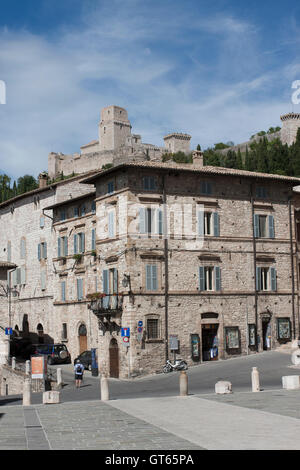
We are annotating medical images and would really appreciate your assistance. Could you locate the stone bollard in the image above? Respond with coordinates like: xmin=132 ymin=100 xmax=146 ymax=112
xmin=251 ymin=367 xmax=260 ymax=392
xmin=25 ymin=360 xmax=30 ymax=376
xmin=179 ymin=371 xmax=188 ymax=397
xmin=23 ymin=378 xmax=31 ymax=406
xmin=100 ymin=375 xmax=109 ymax=401
xmin=56 ymin=368 xmax=62 ymax=390
xmin=291 ymin=350 xmax=300 ymax=366
xmin=215 ymin=381 xmax=232 ymax=394
xmin=43 ymin=391 xmax=60 ymax=404
xmin=11 ymin=357 xmax=16 ymax=370
xmin=282 ymin=375 xmax=300 ymax=390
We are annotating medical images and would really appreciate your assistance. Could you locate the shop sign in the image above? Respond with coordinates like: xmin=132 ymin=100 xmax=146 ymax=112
xmin=31 ymin=356 xmax=47 ymax=379
xmin=169 ymin=334 xmax=179 ymax=351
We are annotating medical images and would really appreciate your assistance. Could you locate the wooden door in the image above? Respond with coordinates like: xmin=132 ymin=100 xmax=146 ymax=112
xmin=79 ymin=334 xmax=87 ymax=354
xmin=109 ymin=339 xmax=119 ymax=378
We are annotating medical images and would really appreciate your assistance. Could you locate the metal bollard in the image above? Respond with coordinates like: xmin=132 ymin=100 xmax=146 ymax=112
xmin=11 ymin=357 xmax=16 ymax=370
xmin=100 ymin=375 xmax=109 ymax=401
xmin=23 ymin=378 xmax=31 ymax=406
xmin=179 ymin=371 xmax=188 ymax=397
xmin=25 ymin=360 xmax=30 ymax=376
xmin=57 ymin=368 xmax=62 ymax=389
xmin=251 ymin=367 xmax=260 ymax=392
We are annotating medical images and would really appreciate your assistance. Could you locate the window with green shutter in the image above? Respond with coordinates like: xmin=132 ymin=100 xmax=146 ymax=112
xmin=145 ymin=264 xmax=158 ymax=291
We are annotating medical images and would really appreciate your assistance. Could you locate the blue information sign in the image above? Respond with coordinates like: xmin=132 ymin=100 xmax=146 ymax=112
xmin=121 ymin=327 xmax=130 ymax=337
xmin=5 ymin=328 xmax=12 ymax=336
xmin=138 ymin=321 xmax=143 ymax=327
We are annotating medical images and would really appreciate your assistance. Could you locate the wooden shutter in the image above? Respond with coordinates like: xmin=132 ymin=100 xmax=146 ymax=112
xmin=198 ymin=210 xmax=204 ymax=237
xmin=213 ymin=212 xmax=220 ymax=237
xmin=64 ymin=236 xmax=68 ymax=256
xmin=38 ymin=243 xmax=41 ymax=261
xmin=215 ymin=266 xmax=221 ymax=291
xmin=58 ymin=238 xmax=61 ymax=257
xmin=199 ymin=266 xmax=205 ymax=291
xmin=108 ymin=212 xmax=115 ymax=238
xmin=43 ymin=242 xmax=47 ymax=259
xmin=91 ymin=229 xmax=96 ymax=251
xmin=256 ymin=267 xmax=261 ymax=291
xmin=139 ymin=207 xmax=146 ymax=234
xmin=146 ymin=265 xmax=152 ymax=290
xmin=270 ymin=268 xmax=277 ymax=291
xmin=20 ymin=267 xmax=26 ymax=285
xmin=61 ymin=281 xmax=66 ymax=301
xmin=151 ymin=265 xmax=158 ymax=291
xmin=254 ymin=214 xmax=260 ymax=238
xmin=268 ymin=215 xmax=275 ymax=239
xmin=77 ymin=278 xmax=83 ymax=300
xmin=103 ymin=270 xmax=109 ymax=308
xmin=113 ymin=268 xmax=118 ymax=294
xmin=74 ymin=234 xmax=78 ymax=254
xmin=41 ymin=270 xmax=46 ymax=290
xmin=157 ymin=209 xmax=163 ymax=235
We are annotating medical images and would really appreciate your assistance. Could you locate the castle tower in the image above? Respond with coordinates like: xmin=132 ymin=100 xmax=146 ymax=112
xmin=98 ymin=105 xmax=132 ymax=151
xmin=280 ymin=113 xmax=300 ymax=146
xmin=163 ymin=133 xmax=191 ymax=154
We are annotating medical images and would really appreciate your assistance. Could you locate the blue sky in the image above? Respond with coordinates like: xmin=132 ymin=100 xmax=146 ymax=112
xmin=0 ymin=0 xmax=300 ymax=179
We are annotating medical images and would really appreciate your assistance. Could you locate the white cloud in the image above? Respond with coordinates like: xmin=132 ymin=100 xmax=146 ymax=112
xmin=0 ymin=4 xmax=297 ymax=178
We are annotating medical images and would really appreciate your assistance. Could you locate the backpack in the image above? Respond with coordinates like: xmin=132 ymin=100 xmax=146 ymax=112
xmin=75 ymin=363 xmax=83 ymax=374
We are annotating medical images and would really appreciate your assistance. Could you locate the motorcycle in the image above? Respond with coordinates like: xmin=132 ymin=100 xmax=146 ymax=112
xmin=163 ymin=358 xmax=188 ymax=373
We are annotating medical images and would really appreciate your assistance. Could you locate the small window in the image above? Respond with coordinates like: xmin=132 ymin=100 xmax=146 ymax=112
xmin=38 ymin=242 xmax=47 ymax=260
xmin=256 ymin=186 xmax=268 ymax=199
xmin=145 ymin=264 xmax=158 ymax=291
xmin=62 ymin=323 xmax=68 ymax=340
xmin=77 ymin=278 xmax=84 ymax=300
xmin=61 ymin=281 xmax=66 ymax=301
xmin=143 ymin=176 xmax=156 ymax=191
xmin=108 ymin=182 xmax=114 ymax=194
xmin=74 ymin=233 xmax=85 ymax=254
xmin=199 ymin=266 xmax=221 ymax=292
xmin=256 ymin=267 xmax=276 ymax=291
xmin=147 ymin=318 xmax=160 ymax=340
xmin=40 ymin=216 xmax=45 ymax=228
xmin=91 ymin=201 xmax=96 ymax=213
xmin=60 ymin=209 xmax=66 ymax=221
xmin=80 ymin=206 xmax=86 ymax=217
xmin=200 ymin=181 xmax=212 ymax=195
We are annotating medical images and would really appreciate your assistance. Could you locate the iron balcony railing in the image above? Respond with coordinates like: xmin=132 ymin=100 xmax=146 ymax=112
xmin=88 ymin=294 xmax=123 ymax=315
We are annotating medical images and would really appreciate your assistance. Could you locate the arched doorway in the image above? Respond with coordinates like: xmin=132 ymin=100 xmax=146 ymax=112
xmin=78 ymin=324 xmax=87 ymax=354
xmin=109 ymin=338 xmax=119 ymax=378
xmin=37 ymin=324 xmax=44 ymax=344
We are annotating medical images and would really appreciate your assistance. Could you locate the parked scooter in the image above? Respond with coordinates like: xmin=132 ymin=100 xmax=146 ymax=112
xmin=163 ymin=358 xmax=188 ymax=373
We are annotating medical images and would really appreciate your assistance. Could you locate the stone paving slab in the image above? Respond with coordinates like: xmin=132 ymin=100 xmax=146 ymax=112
xmin=107 ymin=394 xmax=300 ymax=450
xmin=0 ymin=400 xmax=203 ymax=450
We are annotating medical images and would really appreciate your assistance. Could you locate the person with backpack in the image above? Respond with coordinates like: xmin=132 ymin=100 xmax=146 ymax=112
xmin=74 ymin=359 xmax=84 ymax=388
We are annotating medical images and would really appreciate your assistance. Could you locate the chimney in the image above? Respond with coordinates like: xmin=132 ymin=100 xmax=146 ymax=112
xmin=38 ymin=172 xmax=48 ymax=189
xmin=192 ymin=150 xmax=204 ymax=168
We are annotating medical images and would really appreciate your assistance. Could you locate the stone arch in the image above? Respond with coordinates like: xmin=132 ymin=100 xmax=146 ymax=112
xmin=78 ymin=323 xmax=87 ymax=354
xmin=37 ymin=323 xmax=44 ymax=344
xmin=109 ymin=337 xmax=119 ymax=378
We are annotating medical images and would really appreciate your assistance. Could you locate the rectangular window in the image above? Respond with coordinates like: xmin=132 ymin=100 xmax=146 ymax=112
xmin=147 ymin=319 xmax=159 ymax=339
xmin=139 ymin=207 xmax=162 ymax=235
xmin=200 ymin=181 xmax=212 ymax=195
xmin=74 ymin=233 xmax=85 ymax=254
xmin=256 ymin=186 xmax=268 ymax=199
xmin=91 ymin=201 xmax=96 ymax=213
xmin=198 ymin=211 xmax=219 ymax=237
xmin=62 ymin=323 xmax=68 ymax=340
xmin=60 ymin=210 xmax=66 ymax=221
xmin=145 ymin=264 xmax=158 ymax=291
xmin=40 ymin=216 xmax=45 ymax=228
xmin=256 ymin=267 xmax=276 ymax=291
xmin=61 ymin=281 xmax=66 ymax=301
xmin=143 ymin=176 xmax=156 ymax=191
xmin=77 ymin=278 xmax=84 ymax=300
xmin=74 ymin=207 xmax=79 ymax=218
xmin=58 ymin=236 xmax=68 ymax=257
xmin=199 ymin=266 xmax=221 ymax=292
xmin=254 ymin=214 xmax=275 ymax=239
xmin=108 ymin=182 xmax=114 ymax=194
xmin=80 ymin=205 xmax=86 ymax=217
xmin=38 ymin=242 xmax=47 ymax=260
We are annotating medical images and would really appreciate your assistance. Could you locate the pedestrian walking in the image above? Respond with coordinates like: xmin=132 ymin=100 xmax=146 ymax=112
xmin=74 ymin=359 xmax=84 ymax=388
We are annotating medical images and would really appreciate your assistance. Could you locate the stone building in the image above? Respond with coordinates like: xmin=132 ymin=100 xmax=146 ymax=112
xmin=1 ymin=105 xmax=300 ymax=379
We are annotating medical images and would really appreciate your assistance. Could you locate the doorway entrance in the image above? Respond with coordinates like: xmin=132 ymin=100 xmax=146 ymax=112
xmin=262 ymin=318 xmax=271 ymax=350
xmin=78 ymin=324 xmax=87 ymax=354
xmin=109 ymin=338 xmax=119 ymax=378
xmin=202 ymin=324 xmax=219 ymax=361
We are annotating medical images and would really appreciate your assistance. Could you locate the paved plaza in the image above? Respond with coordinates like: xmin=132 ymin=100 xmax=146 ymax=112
xmin=1 ymin=388 xmax=300 ymax=450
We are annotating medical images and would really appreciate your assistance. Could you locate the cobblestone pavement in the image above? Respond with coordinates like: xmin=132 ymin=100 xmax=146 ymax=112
xmin=0 ymin=400 xmax=203 ymax=450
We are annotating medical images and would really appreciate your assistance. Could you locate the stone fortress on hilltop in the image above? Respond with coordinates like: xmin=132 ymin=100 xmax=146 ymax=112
xmin=48 ymin=105 xmax=192 ymax=179
xmin=219 ymin=112 xmax=300 ymax=156
xmin=48 ymin=106 xmax=300 ymax=180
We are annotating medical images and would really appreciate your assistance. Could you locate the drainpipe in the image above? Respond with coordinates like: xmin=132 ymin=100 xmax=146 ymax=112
xmin=162 ymin=173 xmax=169 ymax=361
xmin=251 ymin=186 xmax=259 ymax=352
xmin=288 ymin=197 xmax=296 ymax=339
